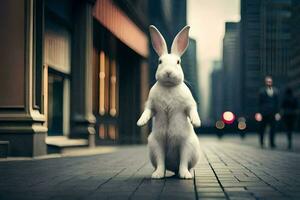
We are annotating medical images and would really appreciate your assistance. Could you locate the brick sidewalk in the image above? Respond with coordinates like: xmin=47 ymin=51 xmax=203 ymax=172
xmin=0 ymin=138 xmax=299 ymax=200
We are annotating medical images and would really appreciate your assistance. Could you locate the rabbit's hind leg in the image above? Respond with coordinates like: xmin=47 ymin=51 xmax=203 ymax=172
xmin=148 ymin=133 xmax=165 ymax=179
xmin=178 ymin=139 xmax=198 ymax=179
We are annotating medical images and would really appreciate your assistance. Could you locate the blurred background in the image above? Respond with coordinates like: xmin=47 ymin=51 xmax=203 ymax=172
xmin=0 ymin=0 xmax=299 ymax=157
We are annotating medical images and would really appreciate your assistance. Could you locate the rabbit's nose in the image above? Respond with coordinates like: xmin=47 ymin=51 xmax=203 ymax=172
xmin=166 ymin=72 xmax=171 ymax=77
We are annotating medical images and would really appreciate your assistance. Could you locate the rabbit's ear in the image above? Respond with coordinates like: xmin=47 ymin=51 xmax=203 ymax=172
xmin=149 ymin=25 xmax=168 ymax=56
xmin=171 ymin=26 xmax=190 ymax=56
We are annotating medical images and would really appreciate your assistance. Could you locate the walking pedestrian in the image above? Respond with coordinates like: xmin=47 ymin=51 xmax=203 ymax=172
xmin=255 ymin=76 xmax=280 ymax=148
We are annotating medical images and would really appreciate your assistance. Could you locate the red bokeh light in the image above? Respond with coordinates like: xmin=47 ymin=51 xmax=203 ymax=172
xmin=222 ymin=111 xmax=235 ymax=124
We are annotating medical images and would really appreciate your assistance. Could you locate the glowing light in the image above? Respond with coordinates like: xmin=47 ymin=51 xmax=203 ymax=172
xmin=216 ymin=120 xmax=225 ymax=129
xmin=222 ymin=111 xmax=235 ymax=124
xmin=238 ymin=122 xmax=247 ymax=130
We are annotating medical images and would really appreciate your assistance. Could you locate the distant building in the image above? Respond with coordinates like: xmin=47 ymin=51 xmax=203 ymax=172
xmin=171 ymin=0 xmax=187 ymax=38
xmin=222 ymin=22 xmax=241 ymax=117
xmin=240 ymin=0 xmax=263 ymax=118
xmin=182 ymin=38 xmax=201 ymax=107
xmin=210 ymin=60 xmax=223 ymax=122
xmin=289 ymin=0 xmax=300 ymax=99
xmin=261 ymin=0 xmax=291 ymax=89
xmin=240 ymin=0 xmax=291 ymax=119
xmin=289 ymin=0 xmax=300 ymax=130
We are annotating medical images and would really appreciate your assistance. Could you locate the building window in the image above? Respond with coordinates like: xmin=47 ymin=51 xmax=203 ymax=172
xmin=99 ymin=50 xmax=119 ymax=117
xmin=98 ymin=50 xmax=119 ymax=141
xmin=48 ymin=71 xmax=70 ymax=136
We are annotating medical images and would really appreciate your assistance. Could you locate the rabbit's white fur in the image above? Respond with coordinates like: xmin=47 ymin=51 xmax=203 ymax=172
xmin=137 ymin=25 xmax=201 ymax=179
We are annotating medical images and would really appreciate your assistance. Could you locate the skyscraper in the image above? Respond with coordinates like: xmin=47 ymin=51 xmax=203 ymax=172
xmin=261 ymin=0 xmax=291 ymax=88
xmin=222 ymin=22 xmax=241 ymax=116
xmin=240 ymin=0 xmax=291 ymax=120
xmin=289 ymin=0 xmax=300 ymax=130
xmin=182 ymin=38 xmax=201 ymax=106
xmin=289 ymin=0 xmax=300 ymax=99
xmin=210 ymin=60 xmax=223 ymax=122
xmin=240 ymin=0 xmax=262 ymax=118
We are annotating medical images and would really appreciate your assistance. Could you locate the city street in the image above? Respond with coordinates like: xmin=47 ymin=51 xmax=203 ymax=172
xmin=1 ymin=136 xmax=299 ymax=200
xmin=1 ymin=0 xmax=300 ymax=200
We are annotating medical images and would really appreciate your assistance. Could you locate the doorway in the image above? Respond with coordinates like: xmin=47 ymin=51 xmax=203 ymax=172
xmin=48 ymin=71 xmax=63 ymax=136
xmin=47 ymin=70 xmax=70 ymax=136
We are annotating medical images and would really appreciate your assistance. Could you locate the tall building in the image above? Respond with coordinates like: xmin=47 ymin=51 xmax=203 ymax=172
xmin=289 ymin=0 xmax=300 ymax=130
xmin=261 ymin=0 xmax=291 ymax=89
xmin=171 ymin=0 xmax=187 ymax=38
xmin=0 ymin=0 xmax=150 ymax=156
xmin=289 ymin=0 xmax=300 ymax=99
xmin=182 ymin=38 xmax=201 ymax=106
xmin=222 ymin=22 xmax=241 ymax=116
xmin=240 ymin=0 xmax=262 ymax=118
xmin=240 ymin=0 xmax=291 ymax=120
xmin=210 ymin=60 xmax=223 ymax=122
xmin=0 ymin=0 xmax=97 ymax=156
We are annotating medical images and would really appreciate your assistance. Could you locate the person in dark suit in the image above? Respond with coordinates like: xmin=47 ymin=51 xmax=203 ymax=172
xmin=256 ymin=76 xmax=280 ymax=148
xmin=281 ymin=88 xmax=298 ymax=149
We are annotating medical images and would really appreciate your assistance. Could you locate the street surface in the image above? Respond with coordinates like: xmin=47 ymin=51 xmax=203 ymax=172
xmin=0 ymin=135 xmax=299 ymax=200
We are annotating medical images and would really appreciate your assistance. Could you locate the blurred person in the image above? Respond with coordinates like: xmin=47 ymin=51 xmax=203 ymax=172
xmin=281 ymin=88 xmax=298 ymax=149
xmin=256 ymin=76 xmax=280 ymax=148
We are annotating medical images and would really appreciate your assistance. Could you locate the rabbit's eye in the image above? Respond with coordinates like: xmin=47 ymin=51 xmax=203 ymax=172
xmin=159 ymin=60 xmax=162 ymax=64
xmin=177 ymin=60 xmax=180 ymax=64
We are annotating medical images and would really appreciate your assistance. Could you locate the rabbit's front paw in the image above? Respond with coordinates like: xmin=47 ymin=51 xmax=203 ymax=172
xmin=190 ymin=113 xmax=201 ymax=127
xmin=151 ymin=169 xmax=165 ymax=179
xmin=179 ymin=169 xmax=193 ymax=179
xmin=137 ymin=109 xmax=152 ymax=126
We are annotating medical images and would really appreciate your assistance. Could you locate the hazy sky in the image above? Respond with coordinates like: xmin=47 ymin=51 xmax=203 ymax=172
xmin=187 ymin=0 xmax=240 ymax=121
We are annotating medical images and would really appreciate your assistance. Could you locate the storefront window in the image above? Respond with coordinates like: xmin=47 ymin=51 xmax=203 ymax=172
xmin=98 ymin=50 xmax=119 ymax=141
xmin=99 ymin=50 xmax=119 ymax=117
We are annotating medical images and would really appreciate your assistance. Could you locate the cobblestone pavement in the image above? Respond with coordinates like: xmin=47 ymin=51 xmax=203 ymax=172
xmin=0 ymin=137 xmax=299 ymax=200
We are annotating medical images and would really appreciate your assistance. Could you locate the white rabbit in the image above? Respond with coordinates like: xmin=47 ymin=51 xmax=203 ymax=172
xmin=137 ymin=25 xmax=201 ymax=179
